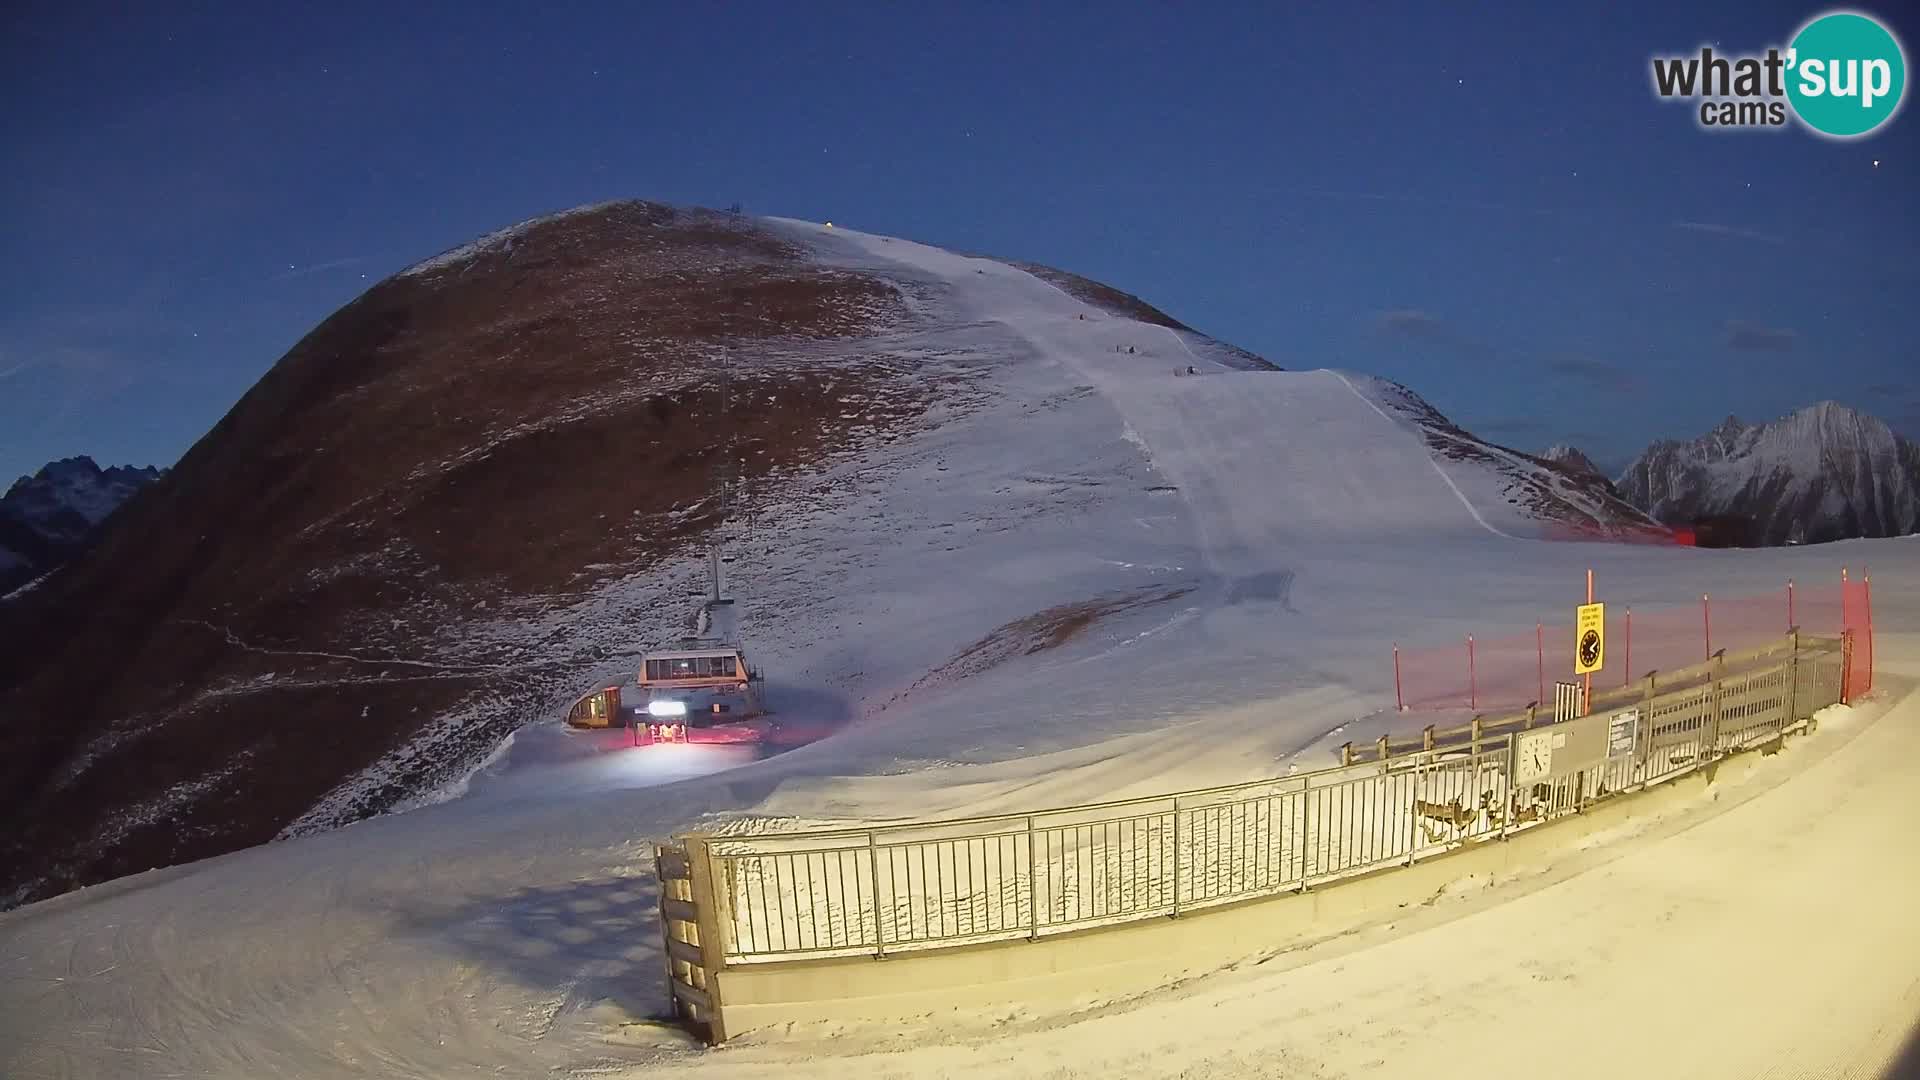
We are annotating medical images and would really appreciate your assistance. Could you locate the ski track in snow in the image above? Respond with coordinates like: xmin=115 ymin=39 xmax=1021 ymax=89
xmin=1324 ymin=369 xmax=1521 ymax=541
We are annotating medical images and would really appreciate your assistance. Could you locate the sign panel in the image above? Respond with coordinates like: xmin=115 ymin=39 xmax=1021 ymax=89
xmin=1512 ymin=711 xmax=1613 ymax=786
xmin=1607 ymin=708 xmax=1641 ymax=759
xmin=1574 ymin=602 xmax=1606 ymax=675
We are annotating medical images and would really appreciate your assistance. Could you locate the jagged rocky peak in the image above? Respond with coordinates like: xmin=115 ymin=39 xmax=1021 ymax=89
xmin=5 ymin=455 xmax=164 ymax=526
xmin=1 ymin=454 xmax=165 ymax=596
xmin=1539 ymin=443 xmax=1604 ymax=478
xmin=1615 ymin=401 xmax=1920 ymax=546
xmin=6 ymin=451 xmax=163 ymax=507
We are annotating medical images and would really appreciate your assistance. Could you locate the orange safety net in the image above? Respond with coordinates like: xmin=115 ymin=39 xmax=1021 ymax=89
xmin=1391 ymin=571 xmax=1875 ymax=713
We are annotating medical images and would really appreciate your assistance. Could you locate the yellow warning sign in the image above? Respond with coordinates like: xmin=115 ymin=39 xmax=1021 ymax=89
xmin=1574 ymin=602 xmax=1606 ymax=675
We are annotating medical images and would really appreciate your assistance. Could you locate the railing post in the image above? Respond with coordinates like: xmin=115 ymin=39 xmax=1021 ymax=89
xmin=1025 ymin=815 xmax=1040 ymax=941
xmin=1393 ymin=643 xmax=1404 ymax=712
xmin=1377 ymin=733 xmax=1390 ymax=763
xmin=1423 ymin=724 xmax=1436 ymax=752
xmin=1298 ymin=787 xmax=1312 ymax=892
xmin=1536 ymin=622 xmax=1545 ymax=707
xmin=1863 ymin=570 xmax=1875 ymax=696
xmin=1499 ymin=738 xmax=1514 ymax=840
xmin=1405 ymin=757 xmax=1420 ymax=865
xmin=1624 ymin=606 xmax=1633 ymax=688
xmin=1170 ymin=796 xmax=1183 ymax=916
xmin=1708 ymin=652 xmax=1725 ymax=754
xmin=1703 ymin=593 xmax=1712 ymax=661
xmin=1640 ymin=670 xmax=1657 ymax=767
xmin=1786 ymin=627 xmax=1800 ymax=728
xmin=1468 ymin=635 xmax=1477 ymax=711
xmin=1470 ymin=715 xmax=1483 ymax=757
xmin=1787 ymin=579 xmax=1795 ymax=633
xmin=865 ymin=830 xmax=885 ymax=958
xmin=1340 ymin=741 xmax=1353 ymax=767
xmin=1841 ymin=629 xmax=1855 ymax=705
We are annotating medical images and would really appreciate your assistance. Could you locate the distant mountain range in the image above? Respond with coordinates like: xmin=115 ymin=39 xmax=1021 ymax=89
xmin=0 ymin=457 xmax=163 ymax=596
xmin=1604 ymin=402 xmax=1920 ymax=546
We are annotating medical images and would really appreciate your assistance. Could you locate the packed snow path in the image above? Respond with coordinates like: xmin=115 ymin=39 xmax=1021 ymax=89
xmin=804 ymin=225 xmax=1518 ymax=582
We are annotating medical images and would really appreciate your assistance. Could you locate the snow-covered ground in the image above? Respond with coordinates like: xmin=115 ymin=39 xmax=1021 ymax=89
xmin=615 ymin=675 xmax=1920 ymax=1080
xmin=3 ymin=219 xmax=1917 ymax=1079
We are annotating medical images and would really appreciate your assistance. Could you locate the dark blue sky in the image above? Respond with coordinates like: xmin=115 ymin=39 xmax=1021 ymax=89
xmin=3 ymin=1 xmax=1915 ymax=483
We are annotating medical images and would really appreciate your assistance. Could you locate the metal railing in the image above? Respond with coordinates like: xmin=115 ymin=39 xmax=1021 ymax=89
xmin=667 ymin=631 xmax=1849 ymax=971
xmin=1345 ymin=630 xmax=1835 ymax=764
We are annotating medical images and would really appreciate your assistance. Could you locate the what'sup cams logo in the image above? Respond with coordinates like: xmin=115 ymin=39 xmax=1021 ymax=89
xmin=1651 ymin=9 xmax=1907 ymax=138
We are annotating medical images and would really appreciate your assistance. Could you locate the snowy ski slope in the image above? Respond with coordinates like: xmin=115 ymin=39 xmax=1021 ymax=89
xmin=3 ymin=218 xmax=1917 ymax=1079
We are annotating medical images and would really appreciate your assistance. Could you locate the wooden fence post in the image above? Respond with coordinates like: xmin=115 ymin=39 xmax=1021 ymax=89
xmin=686 ymin=838 xmax=730 ymax=1044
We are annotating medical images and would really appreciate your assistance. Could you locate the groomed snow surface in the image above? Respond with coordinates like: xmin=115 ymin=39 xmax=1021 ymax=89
xmin=5 ymin=220 xmax=1920 ymax=1079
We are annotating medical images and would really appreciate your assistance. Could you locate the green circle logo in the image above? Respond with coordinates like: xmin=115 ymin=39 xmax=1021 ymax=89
xmin=1787 ymin=11 xmax=1907 ymax=137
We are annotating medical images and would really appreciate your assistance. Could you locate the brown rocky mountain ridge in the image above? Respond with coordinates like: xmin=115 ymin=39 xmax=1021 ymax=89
xmin=1 ymin=200 xmax=1291 ymax=908
xmin=0 ymin=201 xmax=974 ymax=906
xmin=0 ymin=200 xmax=1643 ymax=909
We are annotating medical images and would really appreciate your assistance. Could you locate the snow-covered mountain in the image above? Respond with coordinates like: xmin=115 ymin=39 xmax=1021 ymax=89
xmin=0 ymin=456 xmax=162 ymax=595
xmin=0 ymin=201 xmax=1663 ymax=908
xmin=1540 ymin=443 xmax=1604 ymax=479
xmin=1615 ymin=403 xmax=1920 ymax=546
xmin=1360 ymin=389 xmax=1659 ymax=540
xmin=3 ymin=204 xmax=1913 ymax=1079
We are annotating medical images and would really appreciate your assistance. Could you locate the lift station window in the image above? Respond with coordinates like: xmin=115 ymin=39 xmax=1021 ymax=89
xmin=645 ymin=655 xmax=738 ymax=681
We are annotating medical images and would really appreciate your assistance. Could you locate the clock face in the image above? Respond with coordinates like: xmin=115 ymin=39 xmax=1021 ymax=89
xmin=1516 ymin=732 xmax=1553 ymax=784
xmin=1579 ymin=629 xmax=1601 ymax=668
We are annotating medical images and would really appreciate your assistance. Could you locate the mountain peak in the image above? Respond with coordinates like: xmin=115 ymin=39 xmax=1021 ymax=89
xmin=1539 ymin=443 xmax=1604 ymax=479
xmin=1615 ymin=402 xmax=1920 ymax=545
xmin=1 ymin=454 xmax=163 ymax=594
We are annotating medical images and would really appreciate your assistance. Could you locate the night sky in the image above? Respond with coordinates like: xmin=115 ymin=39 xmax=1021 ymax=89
xmin=3 ymin=1 xmax=1915 ymax=484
